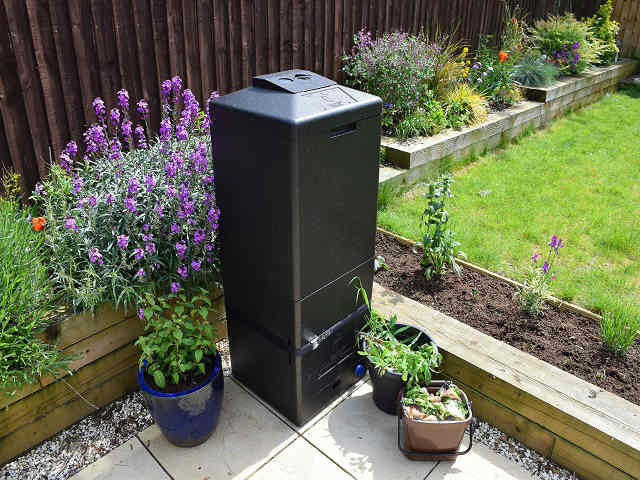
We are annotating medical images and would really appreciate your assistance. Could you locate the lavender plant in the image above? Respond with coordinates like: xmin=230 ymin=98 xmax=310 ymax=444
xmin=343 ymin=30 xmax=445 ymax=137
xmin=515 ymin=235 xmax=565 ymax=316
xmin=33 ymin=77 xmax=221 ymax=313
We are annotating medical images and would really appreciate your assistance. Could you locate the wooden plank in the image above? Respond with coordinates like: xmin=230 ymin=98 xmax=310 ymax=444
xmin=0 ymin=115 xmax=10 ymax=172
xmin=183 ymin=0 xmax=203 ymax=100
xmin=240 ymin=0 xmax=254 ymax=86
xmin=254 ymin=0 xmax=268 ymax=76
xmin=372 ymin=283 xmax=640 ymax=478
xmin=40 ymin=315 xmax=144 ymax=386
xmin=333 ymin=0 xmax=343 ymax=80
xmin=552 ymin=437 xmax=635 ymax=480
xmin=45 ymin=303 xmax=134 ymax=350
xmin=213 ymin=0 xmax=229 ymax=94
xmin=90 ymin=0 xmax=121 ymax=109
xmin=150 ymin=0 xmax=170 ymax=89
xmin=167 ymin=0 xmax=186 ymax=81
xmin=323 ymin=0 xmax=334 ymax=77
xmin=228 ymin=0 xmax=241 ymax=90
xmin=26 ymin=0 xmax=70 ymax=158
xmin=3 ymin=0 xmax=50 ymax=179
xmin=198 ymin=0 xmax=217 ymax=95
xmin=0 ymin=2 xmax=40 ymax=194
xmin=279 ymin=0 xmax=292 ymax=70
xmin=0 ymin=382 xmax=42 ymax=410
xmin=266 ymin=0 xmax=279 ymax=73
xmin=132 ymin=0 xmax=161 ymax=130
xmin=68 ymin=0 xmax=102 ymax=122
xmin=48 ymin=0 xmax=84 ymax=144
xmin=0 ymin=343 xmax=140 ymax=465
xmin=112 ymin=0 xmax=143 ymax=106
xmin=313 ymin=0 xmax=324 ymax=74
xmin=292 ymin=0 xmax=304 ymax=69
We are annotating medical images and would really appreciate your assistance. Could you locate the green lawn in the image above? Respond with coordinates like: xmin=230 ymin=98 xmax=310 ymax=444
xmin=378 ymin=85 xmax=640 ymax=319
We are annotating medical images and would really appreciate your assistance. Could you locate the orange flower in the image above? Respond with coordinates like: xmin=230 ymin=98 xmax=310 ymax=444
xmin=32 ymin=216 xmax=46 ymax=232
xmin=499 ymin=50 xmax=508 ymax=63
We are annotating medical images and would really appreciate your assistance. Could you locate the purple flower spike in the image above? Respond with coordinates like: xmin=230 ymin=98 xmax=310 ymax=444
xmin=124 ymin=196 xmax=137 ymax=213
xmin=138 ymin=308 xmax=145 ymax=320
xmin=135 ymin=125 xmax=147 ymax=149
xmin=109 ymin=108 xmax=121 ymax=127
xmin=531 ymin=251 xmax=540 ymax=264
xmin=193 ymin=229 xmax=206 ymax=244
xmin=161 ymin=80 xmax=172 ymax=102
xmin=171 ymin=76 xmax=182 ymax=96
xmin=134 ymin=248 xmax=145 ymax=260
xmin=135 ymin=268 xmax=145 ymax=278
xmin=175 ymin=241 xmax=187 ymax=258
xmin=117 ymin=234 xmax=129 ymax=249
xmin=177 ymin=264 xmax=188 ymax=278
xmin=191 ymin=259 xmax=201 ymax=271
xmin=64 ymin=217 xmax=78 ymax=232
xmin=106 ymin=193 xmax=115 ymax=205
xmin=170 ymin=223 xmax=180 ymax=234
xmin=542 ymin=261 xmax=550 ymax=274
xmin=144 ymin=175 xmax=156 ymax=192
xmin=117 ymin=89 xmax=129 ymax=112
xmin=92 ymin=97 xmax=106 ymax=122
xmin=88 ymin=247 xmax=103 ymax=265
xmin=548 ymin=235 xmax=558 ymax=249
xmin=137 ymin=99 xmax=149 ymax=119
xmin=160 ymin=118 xmax=172 ymax=142
xmin=171 ymin=281 xmax=181 ymax=293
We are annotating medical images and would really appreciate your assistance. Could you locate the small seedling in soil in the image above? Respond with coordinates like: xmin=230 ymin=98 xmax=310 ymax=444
xmin=374 ymin=255 xmax=389 ymax=272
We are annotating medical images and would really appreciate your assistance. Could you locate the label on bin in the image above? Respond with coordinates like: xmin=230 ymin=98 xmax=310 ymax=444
xmin=302 ymin=87 xmax=356 ymax=111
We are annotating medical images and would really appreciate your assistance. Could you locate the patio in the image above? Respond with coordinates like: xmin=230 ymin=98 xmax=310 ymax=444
xmin=70 ymin=376 xmax=531 ymax=480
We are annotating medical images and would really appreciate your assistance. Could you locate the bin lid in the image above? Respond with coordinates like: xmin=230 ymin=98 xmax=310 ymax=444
xmin=253 ymin=70 xmax=336 ymax=93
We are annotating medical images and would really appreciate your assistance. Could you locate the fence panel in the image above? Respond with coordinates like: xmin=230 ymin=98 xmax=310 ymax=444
xmin=1 ymin=0 xmax=611 ymax=194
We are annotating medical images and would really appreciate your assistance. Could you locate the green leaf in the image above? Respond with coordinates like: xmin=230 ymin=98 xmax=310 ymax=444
xmin=152 ymin=370 xmax=166 ymax=389
xmin=194 ymin=349 xmax=203 ymax=362
xmin=199 ymin=307 xmax=209 ymax=319
xmin=174 ymin=329 xmax=183 ymax=341
xmin=174 ymin=306 xmax=184 ymax=316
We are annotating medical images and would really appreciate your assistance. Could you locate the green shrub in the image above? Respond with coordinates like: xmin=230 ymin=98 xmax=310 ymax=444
xmin=395 ymin=99 xmax=446 ymax=139
xmin=441 ymin=83 xmax=488 ymax=128
xmin=600 ymin=304 xmax=639 ymax=356
xmin=420 ymin=175 xmax=465 ymax=279
xmin=136 ymin=288 xmax=220 ymax=390
xmin=512 ymin=52 xmax=561 ymax=87
xmin=587 ymin=0 xmax=620 ymax=65
xmin=531 ymin=13 xmax=600 ymax=74
xmin=0 ymin=194 xmax=70 ymax=399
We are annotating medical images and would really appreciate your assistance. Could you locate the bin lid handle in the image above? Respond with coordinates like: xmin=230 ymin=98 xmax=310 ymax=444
xmin=253 ymin=70 xmax=336 ymax=93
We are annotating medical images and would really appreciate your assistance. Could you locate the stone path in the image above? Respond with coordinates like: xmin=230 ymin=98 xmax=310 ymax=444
xmin=70 ymin=376 xmax=533 ymax=480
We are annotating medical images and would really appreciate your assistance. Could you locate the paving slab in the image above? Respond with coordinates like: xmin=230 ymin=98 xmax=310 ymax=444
xmin=69 ymin=438 xmax=169 ymax=480
xmin=303 ymin=382 xmax=434 ymax=480
xmin=248 ymin=437 xmax=354 ymax=480
xmin=137 ymin=378 xmax=298 ymax=480
xmin=235 ymin=375 xmax=369 ymax=434
xmin=428 ymin=440 xmax=531 ymax=480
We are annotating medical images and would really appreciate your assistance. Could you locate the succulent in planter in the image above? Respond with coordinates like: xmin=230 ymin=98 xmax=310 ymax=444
xmin=136 ymin=287 xmax=224 ymax=447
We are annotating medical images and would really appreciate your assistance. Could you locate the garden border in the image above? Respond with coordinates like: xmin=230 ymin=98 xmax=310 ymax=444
xmin=373 ymin=227 xmax=640 ymax=480
xmin=0 ymin=290 xmax=226 ymax=465
xmin=379 ymin=59 xmax=639 ymax=188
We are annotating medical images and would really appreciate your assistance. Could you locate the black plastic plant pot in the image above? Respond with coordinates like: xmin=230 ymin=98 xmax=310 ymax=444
xmin=363 ymin=323 xmax=438 ymax=415
xmin=138 ymin=352 xmax=224 ymax=447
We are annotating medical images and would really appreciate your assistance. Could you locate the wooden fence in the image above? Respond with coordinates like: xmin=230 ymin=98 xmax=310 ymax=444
xmin=615 ymin=0 xmax=640 ymax=57
xmin=0 ymin=0 xmax=606 ymax=195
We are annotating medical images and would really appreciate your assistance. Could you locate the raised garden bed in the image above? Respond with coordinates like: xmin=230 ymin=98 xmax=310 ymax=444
xmin=373 ymin=228 xmax=640 ymax=480
xmin=0 ymin=291 xmax=226 ymax=465
xmin=380 ymin=60 xmax=639 ymax=188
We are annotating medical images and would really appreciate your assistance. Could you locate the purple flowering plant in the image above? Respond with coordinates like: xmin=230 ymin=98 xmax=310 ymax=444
xmin=515 ymin=234 xmax=565 ymax=316
xmin=342 ymin=30 xmax=460 ymax=137
xmin=33 ymin=77 xmax=221 ymax=312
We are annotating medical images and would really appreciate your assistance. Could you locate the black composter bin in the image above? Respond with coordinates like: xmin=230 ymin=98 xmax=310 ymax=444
xmin=211 ymin=70 xmax=382 ymax=425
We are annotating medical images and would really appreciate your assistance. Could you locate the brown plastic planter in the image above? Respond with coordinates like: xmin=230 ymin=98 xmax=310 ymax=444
xmin=398 ymin=381 xmax=476 ymax=461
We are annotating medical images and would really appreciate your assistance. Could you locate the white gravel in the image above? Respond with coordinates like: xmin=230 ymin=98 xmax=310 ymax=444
xmin=0 ymin=391 xmax=153 ymax=480
xmin=473 ymin=420 xmax=578 ymax=480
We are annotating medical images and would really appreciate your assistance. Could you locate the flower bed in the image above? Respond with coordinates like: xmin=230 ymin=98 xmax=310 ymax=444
xmin=374 ymin=230 xmax=640 ymax=406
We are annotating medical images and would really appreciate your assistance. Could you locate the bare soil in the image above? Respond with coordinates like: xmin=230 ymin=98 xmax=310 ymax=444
xmin=375 ymin=230 xmax=640 ymax=406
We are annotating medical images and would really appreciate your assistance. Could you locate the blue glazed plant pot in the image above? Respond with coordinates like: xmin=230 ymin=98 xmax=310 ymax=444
xmin=138 ymin=352 xmax=224 ymax=447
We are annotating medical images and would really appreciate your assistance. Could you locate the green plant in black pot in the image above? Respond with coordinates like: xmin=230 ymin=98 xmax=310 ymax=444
xmin=353 ymin=279 xmax=441 ymax=414
xmin=420 ymin=175 xmax=465 ymax=280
